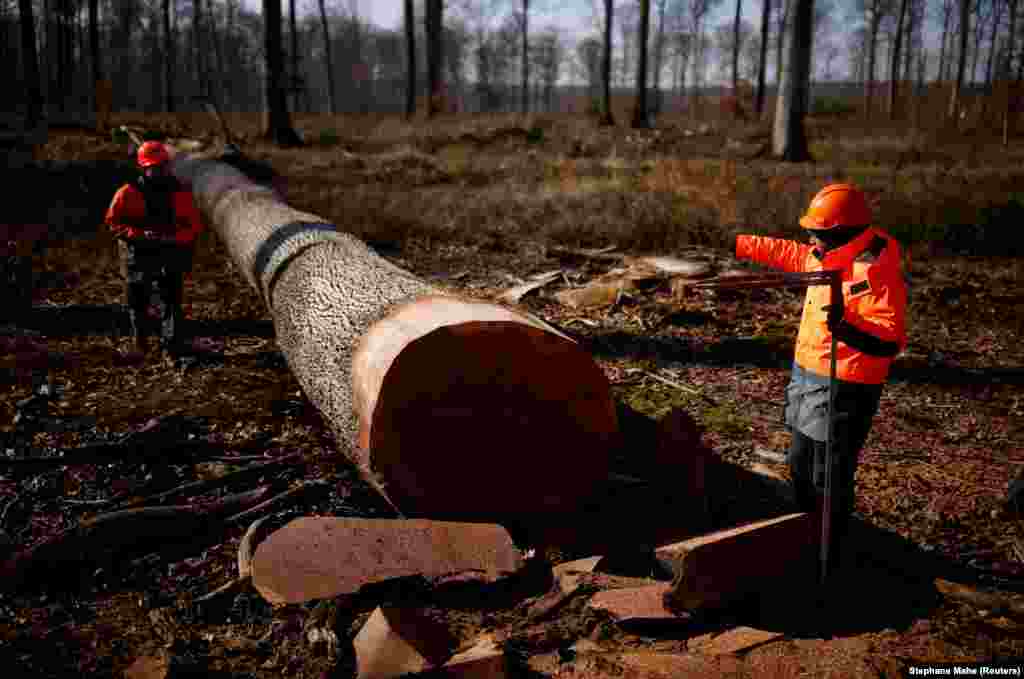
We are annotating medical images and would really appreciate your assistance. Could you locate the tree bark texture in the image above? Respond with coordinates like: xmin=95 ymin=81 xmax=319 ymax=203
xmin=168 ymin=154 xmax=618 ymax=523
xmin=756 ymin=0 xmax=771 ymax=114
xmin=652 ymin=0 xmax=668 ymax=115
xmin=18 ymin=0 xmax=44 ymax=125
xmin=632 ymin=0 xmax=651 ymax=128
xmin=601 ymin=0 xmax=615 ymax=125
xmin=289 ymin=0 xmax=299 ymax=112
xmin=864 ymin=7 xmax=882 ymax=119
xmin=889 ymin=0 xmax=909 ymax=119
xmin=521 ymin=0 xmax=530 ymax=115
xmin=950 ymin=0 xmax=971 ymax=119
xmin=164 ymin=0 xmax=175 ymax=112
xmin=317 ymin=0 xmax=336 ymax=114
xmin=939 ymin=1 xmax=951 ymax=81
xmin=404 ymin=0 xmax=416 ymax=118
xmin=262 ymin=0 xmax=301 ymax=145
xmin=426 ymin=0 xmax=443 ymax=117
xmin=733 ymin=0 xmax=743 ymax=94
xmin=772 ymin=0 xmax=813 ymax=161
xmin=985 ymin=0 xmax=1003 ymax=87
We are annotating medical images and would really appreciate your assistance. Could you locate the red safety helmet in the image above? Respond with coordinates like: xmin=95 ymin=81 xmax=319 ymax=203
xmin=799 ymin=183 xmax=872 ymax=231
xmin=136 ymin=141 xmax=171 ymax=169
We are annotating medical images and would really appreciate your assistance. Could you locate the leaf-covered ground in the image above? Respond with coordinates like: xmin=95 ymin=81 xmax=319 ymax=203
xmin=2 ymin=114 xmax=1024 ymax=677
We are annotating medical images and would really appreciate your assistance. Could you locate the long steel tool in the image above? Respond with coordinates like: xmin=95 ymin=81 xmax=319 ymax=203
xmin=691 ymin=270 xmax=842 ymax=585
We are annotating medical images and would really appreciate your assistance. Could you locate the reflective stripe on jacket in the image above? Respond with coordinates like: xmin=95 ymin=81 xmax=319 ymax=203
xmin=104 ymin=183 xmax=204 ymax=246
xmin=736 ymin=227 xmax=907 ymax=385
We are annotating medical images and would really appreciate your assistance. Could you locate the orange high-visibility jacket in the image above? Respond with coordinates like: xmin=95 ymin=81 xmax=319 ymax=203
xmin=736 ymin=227 xmax=907 ymax=385
xmin=104 ymin=182 xmax=204 ymax=246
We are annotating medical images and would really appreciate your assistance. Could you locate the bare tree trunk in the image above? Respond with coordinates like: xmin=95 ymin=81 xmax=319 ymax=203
xmin=263 ymin=0 xmax=301 ymax=145
xmin=196 ymin=0 xmax=214 ymax=102
xmin=168 ymin=154 xmax=618 ymax=524
xmin=864 ymin=11 xmax=881 ymax=119
xmin=969 ymin=5 xmax=983 ymax=85
xmin=756 ymin=0 xmax=771 ymax=114
xmin=600 ymin=0 xmax=615 ymax=125
xmin=775 ymin=0 xmax=790 ymax=88
xmin=521 ymin=0 xmax=530 ymax=114
xmin=18 ymin=0 xmax=45 ymax=125
xmin=1004 ymin=0 xmax=1018 ymax=144
xmin=164 ymin=0 xmax=175 ymax=112
xmin=985 ymin=0 xmax=1003 ymax=87
xmin=317 ymin=0 xmax=336 ymax=114
xmin=425 ymin=0 xmax=443 ymax=117
xmin=950 ymin=0 xmax=970 ymax=120
xmin=652 ymin=0 xmax=667 ymax=114
xmin=773 ymin=0 xmax=813 ymax=160
xmin=889 ymin=0 xmax=909 ymax=119
xmin=88 ymin=0 xmax=101 ymax=84
xmin=938 ymin=1 xmax=951 ymax=81
xmin=733 ymin=0 xmax=743 ymax=94
xmin=208 ymin=0 xmax=226 ymax=109
xmin=404 ymin=0 xmax=415 ymax=118
xmin=632 ymin=0 xmax=651 ymax=127
xmin=287 ymin=0 xmax=299 ymax=112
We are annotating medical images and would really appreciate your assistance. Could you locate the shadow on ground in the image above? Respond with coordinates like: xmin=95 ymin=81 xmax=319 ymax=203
xmin=584 ymin=329 xmax=1024 ymax=386
xmin=3 ymin=304 xmax=274 ymax=339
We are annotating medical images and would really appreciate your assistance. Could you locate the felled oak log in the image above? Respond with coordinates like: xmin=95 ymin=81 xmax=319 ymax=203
xmin=170 ymin=154 xmax=618 ymax=522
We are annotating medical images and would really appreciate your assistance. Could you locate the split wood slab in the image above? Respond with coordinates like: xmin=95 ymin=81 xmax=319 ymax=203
xmin=657 ymin=512 xmax=816 ymax=612
xmin=252 ymin=517 xmax=523 ymax=604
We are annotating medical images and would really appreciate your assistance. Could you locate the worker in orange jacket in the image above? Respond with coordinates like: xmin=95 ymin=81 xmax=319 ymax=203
xmin=105 ymin=141 xmax=205 ymax=360
xmin=735 ymin=183 xmax=907 ymax=566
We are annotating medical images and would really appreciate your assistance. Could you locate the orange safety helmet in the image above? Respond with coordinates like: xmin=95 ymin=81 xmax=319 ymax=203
xmin=136 ymin=141 xmax=171 ymax=168
xmin=799 ymin=183 xmax=872 ymax=231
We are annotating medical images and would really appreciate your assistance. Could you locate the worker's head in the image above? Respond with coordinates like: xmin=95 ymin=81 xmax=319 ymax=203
xmin=800 ymin=183 xmax=871 ymax=251
xmin=136 ymin=141 xmax=171 ymax=173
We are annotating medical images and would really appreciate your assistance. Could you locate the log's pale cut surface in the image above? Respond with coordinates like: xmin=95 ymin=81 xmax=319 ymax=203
xmin=251 ymin=517 xmax=523 ymax=604
xmin=172 ymin=155 xmax=618 ymax=521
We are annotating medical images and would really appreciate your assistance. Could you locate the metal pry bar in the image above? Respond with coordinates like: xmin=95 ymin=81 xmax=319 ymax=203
xmin=688 ymin=268 xmax=843 ymax=586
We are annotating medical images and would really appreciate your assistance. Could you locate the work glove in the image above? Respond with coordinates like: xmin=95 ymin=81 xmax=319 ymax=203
xmin=823 ymin=293 xmax=845 ymax=332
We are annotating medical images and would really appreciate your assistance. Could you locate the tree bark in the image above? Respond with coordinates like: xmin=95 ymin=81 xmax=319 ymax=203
xmin=289 ymin=0 xmax=299 ymax=112
xmin=632 ymin=0 xmax=651 ymax=128
xmin=756 ymin=0 xmax=771 ymax=114
xmin=889 ymin=0 xmax=909 ymax=119
xmin=88 ymin=0 xmax=101 ymax=84
xmin=317 ymin=0 xmax=336 ymax=114
xmin=985 ymin=0 xmax=1003 ymax=87
xmin=164 ymin=0 xmax=175 ymax=112
xmin=653 ymin=0 xmax=668 ymax=115
xmin=969 ymin=1 xmax=985 ymax=86
xmin=864 ymin=7 xmax=881 ymax=119
xmin=208 ymin=0 xmax=226 ymax=110
xmin=262 ymin=0 xmax=302 ymax=145
xmin=733 ymin=0 xmax=743 ymax=94
xmin=521 ymin=0 xmax=530 ymax=115
xmin=775 ymin=0 xmax=790 ymax=89
xmin=600 ymin=0 xmax=615 ymax=125
xmin=404 ymin=0 xmax=416 ymax=118
xmin=950 ymin=0 xmax=971 ymax=120
xmin=167 ymin=153 xmax=618 ymax=524
xmin=938 ymin=0 xmax=952 ymax=81
xmin=1004 ymin=0 xmax=1018 ymax=145
xmin=18 ymin=0 xmax=45 ymax=126
xmin=772 ymin=0 xmax=813 ymax=161
xmin=426 ymin=0 xmax=443 ymax=117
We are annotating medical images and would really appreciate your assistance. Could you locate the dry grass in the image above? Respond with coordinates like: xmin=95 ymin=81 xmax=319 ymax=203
xmin=78 ymin=108 xmax=1024 ymax=263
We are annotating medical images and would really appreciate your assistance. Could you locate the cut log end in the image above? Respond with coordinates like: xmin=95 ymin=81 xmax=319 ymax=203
xmin=366 ymin=319 xmax=618 ymax=522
